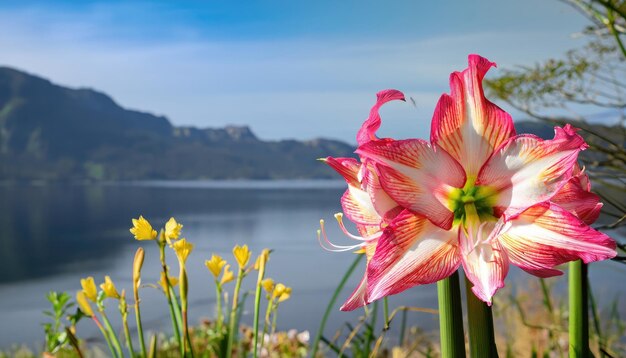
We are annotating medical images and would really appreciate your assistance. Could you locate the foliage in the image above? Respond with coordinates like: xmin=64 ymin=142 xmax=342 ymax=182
xmin=42 ymin=291 xmax=84 ymax=355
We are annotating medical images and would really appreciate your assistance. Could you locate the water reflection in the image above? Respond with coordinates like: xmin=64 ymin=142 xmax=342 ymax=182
xmin=0 ymin=181 xmax=623 ymax=349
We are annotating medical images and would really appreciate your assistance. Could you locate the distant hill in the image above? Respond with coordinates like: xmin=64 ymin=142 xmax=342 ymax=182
xmin=0 ymin=67 xmax=355 ymax=180
xmin=0 ymin=66 xmax=619 ymax=181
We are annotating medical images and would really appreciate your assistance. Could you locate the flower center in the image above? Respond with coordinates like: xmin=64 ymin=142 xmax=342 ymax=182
xmin=449 ymin=179 xmax=498 ymax=227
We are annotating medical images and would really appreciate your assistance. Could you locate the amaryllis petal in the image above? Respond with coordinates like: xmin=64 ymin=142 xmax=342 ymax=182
xmin=362 ymin=165 xmax=401 ymax=220
xmin=460 ymin=221 xmax=508 ymax=305
xmin=340 ymin=275 xmax=369 ymax=311
xmin=551 ymin=166 xmax=602 ymax=225
xmin=322 ymin=156 xmax=360 ymax=188
xmin=356 ymin=89 xmax=406 ymax=146
xmin=477 ymin=125 xmax=588 ymax=220
xmin=357 ymin=139 xmax=465 ymax=229
xmin=341 ymin=186 xmax=382 ymax=226
xmin=497 ymin=202 xmax=616 ymax=277
xmin=366 ymin=210 xmax=460 ymax=302
xmin=431 ymin=54 xmax=515 ymax=178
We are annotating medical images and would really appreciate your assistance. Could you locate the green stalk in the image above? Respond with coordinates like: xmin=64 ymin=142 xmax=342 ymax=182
xmin=93 ymin=316 xmax=118 ymax=358
xmin=310 ymin=254 xmax=363 ymax=358
xmin=169 ymin=286 xmax=184 ymax=333
xmin=179 ymin=267 xmax=194 ymax=358
xmin=134 ymin=295 xmax=147 ymax=357
xmin=100 ymin=310 xmax=124 ymax=358
xmin=383 ymin=297 xmax=390 ymax=330
xmin=465 ymin=276 xmax=497 ymax=358
xmin=165 ymin=283 xmax=182 ymax=350
xmin=215 ymin=282 xmax=224 ymax=332
xmin=226 ymin=267 xmax=245 ymax=358
xmin=122 ymin=314 xmax=136 ymax=358
xmin=159 ymin=243 xmax=183 ymax=348
xmin=253 ymin=262 xmax=267 ymax=358
xmin=437 ymin=271 xmax=466 ymax=358
xmin=569 ymin=260 xmax=589 ymax=357
xmin=260 ymin=298 xmax=274 ymax=355
xmin=271 ymin=303 xmax=279 ymax=336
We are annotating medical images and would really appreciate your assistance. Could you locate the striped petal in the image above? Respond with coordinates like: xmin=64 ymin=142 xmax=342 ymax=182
xmin=341 ymin=240 xmax=379 ymax=311
xmin=357 ymin=89 xmax=406 ymax=146
xmin=362 ymin=164 xmax=401 ymax=221
xmin=366 ymin=210 xmax=460 ymax=302
xmin=551 ymin=166 xmax=602 ymax=225
xmin=431 ymin=54 xmax=515 ymax=178
xmin=341 ymin=186 xmax=382 ymax=226
xmin=357 ymin=139 xmax=466 ymax=229
xmin=322 ymin=156 xmax=360 ymax=187
xmin=340 ymin=275 xmax=369 ymax=311
xmin=477 ymin=125 xmax=588 ymax=221
xmin=497 ymin=202 xmax=616 ymax=277
xmin=460 ymin=221 xmax=509 ymax=305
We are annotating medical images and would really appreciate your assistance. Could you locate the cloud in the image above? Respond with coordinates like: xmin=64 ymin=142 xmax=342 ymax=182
xmin=0 ymin=3 xmax=589 ymax=142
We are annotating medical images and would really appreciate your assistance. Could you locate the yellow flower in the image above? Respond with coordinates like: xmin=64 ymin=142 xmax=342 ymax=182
xmin=278 ymin=287 xmax=292 ymax=303
xmin=205 ymin=255 xmax=227 ymax=278
xmin=220 ymin=264 xmax=235 ymax=285
xmin=232 ymin=244 xmax=251 ymax=269
xmin=165 ymin=217 xmax=183 ymax=241
xmin=80 ymin=276 xmax=97 ymax=302
xmin=272 ymin=283 xmax=291 ymax=302
xmin=171 ymin=238 xmax=194 ymax=265
xmin=100 ymin=275 xmax=121 ymax=299
xmin=261 ymin=278 xmax=275 ymax=294
xmin=159 ymin=272 xmax=179 ymax=292
xmin=76 ymin=291 xmax=94 ymax=316
xmin=253 ymin=249 xmax=271 ymax=270
xmin=130 ymin=216 xmax=157 ymax=241
xmin=272 ymin=283 xmax=286 ymax=299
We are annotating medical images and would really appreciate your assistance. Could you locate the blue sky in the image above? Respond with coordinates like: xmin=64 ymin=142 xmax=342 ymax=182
xmin=0 ymin=1 xmax=590 ymax=143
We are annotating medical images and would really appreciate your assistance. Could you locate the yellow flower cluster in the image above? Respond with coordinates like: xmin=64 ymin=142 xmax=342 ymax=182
xmin=72 ymin=215 xmax=293 ymax=358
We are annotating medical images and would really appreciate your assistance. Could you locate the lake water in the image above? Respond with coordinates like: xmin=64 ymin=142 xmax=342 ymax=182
xmin=0 ymin=181 xmax=624 ymax=351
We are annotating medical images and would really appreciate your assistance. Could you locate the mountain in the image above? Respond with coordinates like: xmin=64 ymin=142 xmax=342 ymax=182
xmin=0 ymin=66 xmax=619 ymax=181
xmin=0 ymin=67 xmax=355 ymax=180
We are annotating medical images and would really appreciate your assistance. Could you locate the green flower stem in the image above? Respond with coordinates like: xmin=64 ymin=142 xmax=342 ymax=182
xmin=383 ymin=297 xmax=390 ymax=330
xmin=437 ymin=271 xmax=466 ymax=358
xmin=253 ymin=269 xmax=266 ymax=358
xmin=569 ymin=260 xmax=589 ymax=357
xmin=100 ymin=309 xmax=123 ymax=358
xmin=93 ymin=315 xmax=117 ymax=358
xmin=122 ymin=313 xmax=137 ymax=358
xmin=164 ymin=283 xmax=182 ymax=351
xmin=215 ymin=282 xmax=223 ymax=332
xmin=179 ymin=267 xmax=194 ymax=358
xmin=169 ymin=285 xmax=185 ymax=358
xmin=158 ymin=243 xmax=185 ymax=355
xmin=310 ymin=254 xmax=363 ymax=358
xmin=271 ymin=303 xmax=279 ymax=336
xmin=226 ymin=267 xmax=245 ymax=358
xmin=260 ymin=298 xmax=274 ymax=355
xmin=133 ymin=294 xmax=147 ymax=358
xmin=465 ymin=276 xmax=497 ymax=358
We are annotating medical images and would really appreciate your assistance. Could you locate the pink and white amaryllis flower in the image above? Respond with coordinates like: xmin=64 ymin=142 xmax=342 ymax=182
xmin=319 ymin=90 xmax=405 ymax=310
xmin=353 ymin=54 xmax=616 ymax=305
